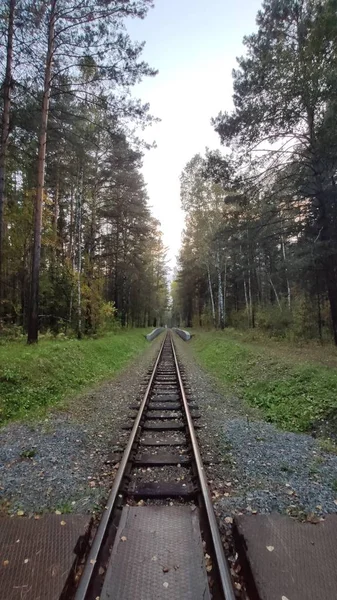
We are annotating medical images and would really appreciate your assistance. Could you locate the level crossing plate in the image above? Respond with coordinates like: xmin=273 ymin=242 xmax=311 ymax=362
xmin=100 ymin=505 xmax=211 ymax=600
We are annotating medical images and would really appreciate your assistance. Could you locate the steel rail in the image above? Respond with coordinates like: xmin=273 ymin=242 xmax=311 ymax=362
xmin=170 ymin=334 xmax=236 ymax=600
xmin=74 ymin=333 xmax=167 ymax=600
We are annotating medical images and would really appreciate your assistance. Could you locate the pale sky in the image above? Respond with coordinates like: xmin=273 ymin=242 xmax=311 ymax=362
xmin=127 ymin=0 xmax=262 ymax=272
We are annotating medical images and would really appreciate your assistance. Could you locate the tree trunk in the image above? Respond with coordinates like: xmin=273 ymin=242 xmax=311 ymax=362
xmin=77 ymin=169 xmax=83 ymax=339
xmin=0 ymin=0 xmax=15 ymax=310
xmin=28 ymin=0 xmax=57 ymax=343
xmin=223 ymin=259 xmax=227 ymax=327
xmin=243 ymin=277 xmax=250 ymax=327
xmin=325 ymin=258 xmax=337 ymax=345
xmin=207 ymin=263 xmax=216 ymax=327
xmin=217 ymin=259 xmax=224 ymax=329
xmin=281 ymin=234 xmax=291 ymax=309
xmin=268 ymin=275 xmax=282 ymax=311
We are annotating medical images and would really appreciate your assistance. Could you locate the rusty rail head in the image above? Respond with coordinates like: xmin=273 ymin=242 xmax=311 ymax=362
xmin=170 ymin=334 xmax=236 ymax=600
xmin=74 ymin=333 xmax=167 ymax=600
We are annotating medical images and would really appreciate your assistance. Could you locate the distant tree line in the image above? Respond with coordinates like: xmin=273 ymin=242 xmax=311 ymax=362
xmin=0 ymin=0 xmax=168 ymax=342
xmin=173 ymin=0 xmax=337 ymax=343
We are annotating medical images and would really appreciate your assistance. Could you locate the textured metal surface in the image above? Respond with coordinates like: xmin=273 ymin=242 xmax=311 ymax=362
xmin=129 ymin=481 xmax=195 ymax=498
xmin=235 ymin=513 xmax=337 ymax=600
xmin=0 ymin=514 xmax=90 ymax=600
xmin=101 ymin=506 xmax=210 ymax=600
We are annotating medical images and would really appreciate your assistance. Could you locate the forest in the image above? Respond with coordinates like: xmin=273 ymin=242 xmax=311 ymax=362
xmin=0 ymin=0 xmax=168 ymax=344
xmin=173 ymin=0 xmax=337 ymax=344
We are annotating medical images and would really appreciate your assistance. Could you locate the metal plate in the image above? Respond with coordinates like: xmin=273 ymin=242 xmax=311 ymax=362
xmin=100 ymin=506 xmax=210 ymax=600
xmin=0 ymin=514 xmax=91 ymax=600
xmin=129 ymin=481 xmax=196 ymax=498
xmin=235 ymin=513 xmax=337 ymax=600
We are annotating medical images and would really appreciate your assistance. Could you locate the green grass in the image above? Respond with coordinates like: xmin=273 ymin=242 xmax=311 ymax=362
xmin=0 ymin=330 xmax=151 ymax=425
xmin=190 ymin=330 xmax=337 ymax=432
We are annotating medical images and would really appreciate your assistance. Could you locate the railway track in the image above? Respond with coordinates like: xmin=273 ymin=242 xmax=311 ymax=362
xmin=73 ymin=331 xmax=236 ymax=600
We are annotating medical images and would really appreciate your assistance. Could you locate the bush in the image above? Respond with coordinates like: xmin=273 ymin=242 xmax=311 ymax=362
xmin=255 ymin=303 xmax=292 ymax=338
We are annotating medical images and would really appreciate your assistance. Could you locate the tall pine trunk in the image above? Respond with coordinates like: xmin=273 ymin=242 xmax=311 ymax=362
xmin=0 ymin=0 xmax=15 ymax=310
xmin=77 ymin=169 xmax=83 ymax=339
xmin=28 ymin=0 xmax=57 ymax=343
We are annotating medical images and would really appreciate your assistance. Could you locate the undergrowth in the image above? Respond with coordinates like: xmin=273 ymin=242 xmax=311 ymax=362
xmin=190 ymin=331 xmax=337 ymax=433
xmin=0 ymin=330 xmax=150 ymax=425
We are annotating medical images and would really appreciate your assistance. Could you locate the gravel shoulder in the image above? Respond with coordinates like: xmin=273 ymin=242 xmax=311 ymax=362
xmin=0 ymin=335 xmax=163 ymax=515
xmin=174 ymin=334 xmax=337 ymax=519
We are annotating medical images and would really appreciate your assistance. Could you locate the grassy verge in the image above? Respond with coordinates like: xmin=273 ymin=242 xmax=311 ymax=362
xmin=190 ymin=330 xmax=337 ymax=433
xmin=0 ymin=330 xmax=151 ymax=425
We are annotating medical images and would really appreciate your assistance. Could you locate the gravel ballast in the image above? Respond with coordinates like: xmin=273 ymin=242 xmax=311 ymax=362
xmin=0 ymin=334 xmax=164 ymax=515
xmin=174 ymin=334 xmax=337 ymax=518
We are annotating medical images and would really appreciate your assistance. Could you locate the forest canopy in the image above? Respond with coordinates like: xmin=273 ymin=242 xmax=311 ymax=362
xmin=0 ymin=0 xmax=168 ymax=342
xmin=173 ymin=0 xmax=337 ymax=344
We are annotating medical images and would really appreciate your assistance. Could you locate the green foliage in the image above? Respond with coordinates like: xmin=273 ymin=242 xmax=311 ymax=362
xmin=191 ymin=331 xmax=337 ymax=433
xmin=255 ymin=304 xmax=293 ymax=338
xmin=0 ymin=330 xmax=150 ymax=424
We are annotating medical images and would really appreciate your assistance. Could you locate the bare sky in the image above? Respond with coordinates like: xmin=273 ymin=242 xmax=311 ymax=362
xmin=127 ymin=0 xmax=262 ymax=271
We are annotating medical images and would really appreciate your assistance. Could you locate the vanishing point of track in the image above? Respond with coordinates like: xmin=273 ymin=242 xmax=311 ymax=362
xmin=74 ymin=330 xmax=236 ymax=600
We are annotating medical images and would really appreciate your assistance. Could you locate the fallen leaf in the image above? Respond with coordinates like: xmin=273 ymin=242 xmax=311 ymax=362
xmin=205 ymin=553 xmax=212 ymax=572
xmin=120 ymin=536 xmax=127 ymax=542
xmin=90 ymin=559 xmax=96 ymax=565
xmin=163 ymin=582 xmax=169 ymax=589
xmin=55 ymin=510 xmax=61 ymax=515
xmin=3 ymin=560 xmax=9 ymax=566
xmin=24 ymin=558 xmax=29 ymax=564
xmin=225 ymin=516 xmax=233 ymax=524
xmin=17 ymin=510 xmax=24 ymax=516
xmin=99 ymin=567 xmax=105 ymax=575
xmin=306 ymin=513 xmax=320 ymax=524
xmin=60 ymin=521 xmax=66 ymax=526
xmin=266 ymin=546 xmax=274 ymax=552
